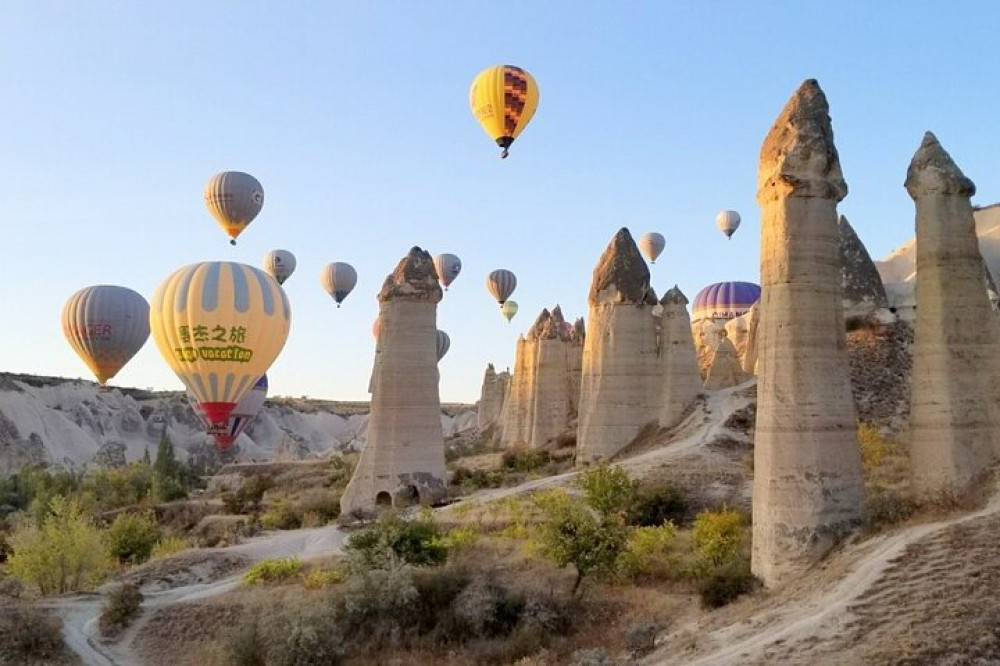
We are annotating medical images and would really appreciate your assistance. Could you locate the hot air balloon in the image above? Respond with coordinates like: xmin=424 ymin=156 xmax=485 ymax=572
xmin=149 ymin=261 xmax=290 ymax=429
xmin=692 ymin=281 xmax=760 ymax=323
xmin=638 ymin=232 xmax=666 ymax=264
xmin=320 ymin=262 xmax=357 ymax=308
xmin=469 ymin=65 xmax=539 ymax=158
xmin=204 ymin=171 xmax=264 ymax=245
xmin=263 ymin=250 xmax=296 ymax=285
xmin=716 ymin=210 xmax=741 ymax=239
xmin=436 ymin=330 xmax=450 ymax=361
xmin=433 ymin=254 xmax=462 ymax=290
xmin=62 ymin=285 xmax=150 ymax=386
xmin=501 ymin=300 xmax=519 ymax=322
xmin=487 ymin=269 xmax=517 ymax=306
xmin=189 ymin=374 xmax=268 ymax=451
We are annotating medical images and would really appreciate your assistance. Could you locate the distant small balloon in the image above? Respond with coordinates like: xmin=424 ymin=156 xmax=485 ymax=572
xmin=501 ymin=300 xmax=519 ymax=323
xmin=436 ymin=330 xmax=450 ymax=361
xmin=204 ymin=171 xmax=264 ymax=245
xmin=638 ymin=232 xmax=666 ymax=264
xmin=320 ymin=262 xmax=358 ymax=308
xmin=433 ymin=254 xmax=462 ymax=290
xmin=716 ymin=210 xmax=741 ymax=239
xmin=263 ymin=250 xmax=296 ymax=285
xmin=487 ymin=269 xmax=517 ymax=305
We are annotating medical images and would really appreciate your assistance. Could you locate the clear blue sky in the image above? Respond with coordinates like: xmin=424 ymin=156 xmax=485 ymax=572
xmin=2 ymin=1 xmax=998 ymax=402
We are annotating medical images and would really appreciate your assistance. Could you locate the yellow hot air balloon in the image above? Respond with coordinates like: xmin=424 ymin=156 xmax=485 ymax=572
xmin=469 ymin=65 xmax=539 ymax=158
xmin=150 ymin=261 xmax=290 ymax=428
xmin=500 ymin=300 xmax=518 ymax=323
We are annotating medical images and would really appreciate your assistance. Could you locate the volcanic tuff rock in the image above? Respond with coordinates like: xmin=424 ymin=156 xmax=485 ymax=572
xmin=477 ymin=364 xmax=509 ymax=430
xmin=341 ymin=247 xmax=448 ymax=514
xmin=752 ymin=80 xmax=866 ymax=588
xmin=656 ymin=286 xmax=702 ymax=427
xmin=906 ymin=132 xmax=1000 ymax=495
xmin=741 ymin=301 xmax=760 ymax=374
xmin=703 ymin=333 xmax=746 ymax=390
xmin=588 ymin=228 xmax=656 ymax=305
xmin=838 ymin=215 xmax=889 ymax=323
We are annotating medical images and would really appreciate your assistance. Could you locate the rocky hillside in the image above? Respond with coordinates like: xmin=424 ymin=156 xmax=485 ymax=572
xmin=0 ymin=372 xmax=477 ymax=475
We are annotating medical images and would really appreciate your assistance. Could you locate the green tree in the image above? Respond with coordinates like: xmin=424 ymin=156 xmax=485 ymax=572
xmin=577 ymin=463 xmax=637 ymax=517
xmin=7 ymin=495 xmax=112 ymax=595
xmin=105 ymin=510 xmax=161 ymax=565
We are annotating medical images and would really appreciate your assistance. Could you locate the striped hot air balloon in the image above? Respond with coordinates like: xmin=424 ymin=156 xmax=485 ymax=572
xmin=692 ymin=281 xmax=760 ymax=323
xmin=433 ymin=253 xmax=462 ymax=290
xmin=62 ymin=285 xmax=150 ymax=385
xmin=262 ymin=250 xmax=296 ymax=285
xmin=436 ymin=330 xmax=450 ymax=361
xmin=320 ymin=262 xmax=358 ymax=308
xmin=638 ymin=232 xmax=666 ymax=264
xmin=486 ymin=269 xmax=517 ymax=306
xmin=150 ymin=261 xmax=290 ymax=428
xmin=204 ymin=171 xmax=264 ymax=245
xmin=189 ymin=374 xmax=268 ymax=451
xmin=469 ymin=65 xmax=540 ymax=158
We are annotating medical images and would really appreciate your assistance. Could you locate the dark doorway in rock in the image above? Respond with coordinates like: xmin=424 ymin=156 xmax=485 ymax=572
xmin=375 ymin=491 xmax=392 ymax=507
xmin=397 ymin=485 xmax=420 ymax=507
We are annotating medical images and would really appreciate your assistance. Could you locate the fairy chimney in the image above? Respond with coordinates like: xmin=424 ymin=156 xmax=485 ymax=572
xmin=341 ymin=247 xmax=448 ymax=514
xmin=703 ymin=331 xmax=746 ymax=390
xmin=656 ymin=286 xmax=702 ymax=427
xmin=752 ymin=80 xmax=866 ymax=587
xmin=478 ymin=363 xmax=510 ymax=430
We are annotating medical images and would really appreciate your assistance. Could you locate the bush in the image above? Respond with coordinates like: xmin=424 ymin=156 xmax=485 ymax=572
xmin=453 ymin=467 xmax=505 ymax=490
xmin=617 ymin=522 xmax=677 ymax=579
xmin=261 ymin=500 xmax=302 ymax=531
xmin=83 ymin=463 xmax=155 ymax=512
xmin=534 ymin=489 xmax=630 ymax=595
xmin=225 ymin=619 xmax=267 ymax=666
xmin=866 ymin=488 xmax=918 ymax=529
xmin=629 ymin=482 xmax=688 ymax=527
xmin=7 ymin=495 xmax=112 ymax=595
xmin=222 ymin=475 xmax=273 ymax=515
xmin=270 ymin=613 xmax=344 ymax=666
xmin=99 ymin=583 xmax=144 ymax=637
xmin=692 ymin=508 xmax=747 ymax=569
xmin=501 ymin=449 xmax=551 ymax=473
xmin=577 ymin=463 xmax=636 ymax=516
xmin=243 ymin=557 xmax=303 ymax=585
xmin=334 ymin=564 xmax=419 ymax=645
xmin=858 ymin=423 xmax=896 ymax=469
xmin=296 ymin=489 xmax=341 ymax=524
xmin=345 ymin=513 xmax=448 ymax=571
xmin=106 ymin=510 xmax=161 ymax=565
xmin=302 ymin=568 xmax=347 ymax=590
xmin=697 ymin=561 xmax=757 ymax=608
xmin=0 ymin=604 xmax=65 ymax=662
xmin=150 ymin=536 xmax=190 ymax=560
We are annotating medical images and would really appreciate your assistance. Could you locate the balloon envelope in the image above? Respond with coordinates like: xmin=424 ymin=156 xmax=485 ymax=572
xmin=62 ymin=286 xmax=150 ymax=385
xmin=469 ymin=65 xmax=539 ymax=158
xmin=692 ymin=281 xmax=760 ymax=322
xmin=638 ymin=232 xmax=666 ymax=264
xmin=436 ymin=330 xmax=450 ymax=361
xmin=204 ymin=171 xmax=264 ymax=244
xmin=263 ymin=250 xmax=296 ymax=285
xmin=715 ymin=210 xmax=741 ymax=239
xmin=487 ymin=269 xmax=517 ymax=305
xmin=433 ymin=254 xmax=462 ymax=290
xmin=189 ymin=374 xmax=268 ymax=451
xmin=501 ymin=300 xmax=519 ymax=322
xmin=320 ymin=262 xmax=358 ymax=307
xmin=149 ymin=261 xmax=290 ymax=427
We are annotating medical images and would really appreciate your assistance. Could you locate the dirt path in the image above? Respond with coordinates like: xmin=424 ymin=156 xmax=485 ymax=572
xmin=45 ymin=526 xmax=346 ymax=666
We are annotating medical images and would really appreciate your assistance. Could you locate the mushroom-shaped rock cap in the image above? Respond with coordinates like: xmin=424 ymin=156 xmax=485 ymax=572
xmin=660 ymin=284 xmax=689 ymax=306
xmin=758 ymin=79 xmax=847 ymax=204
xmin=378 ymin=247 xmax=443 ymax=303
xmin=527 ymin=308 xmax=551 ymax=340
xmin=589 ymin=228 xmax=652 ymax=305
xmin=905 ymin=132 xmax=976 ymax=199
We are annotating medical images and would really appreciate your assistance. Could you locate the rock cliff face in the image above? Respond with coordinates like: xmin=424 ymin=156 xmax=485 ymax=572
xmin=499 ymin=306 xmax=583 ymax=449
xmin=839 ymin=215 xmax=890 ymax=324
xmin=477 ymin=364 xmax=510 ymax=430
xmin=752 ymin=80 xmax=866 ymax=588
xmin=703 ymin=333 xmax=746 ymax=390
xmin=906 ymin=133 xmax=1000 ymax=495
xmin=340 ymin=247 xmax=448 ymax=514
xmin=656 ymin=286 xmax=702 ymax=428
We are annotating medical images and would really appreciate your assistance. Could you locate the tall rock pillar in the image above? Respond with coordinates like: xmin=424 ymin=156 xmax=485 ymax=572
xmin=576 ymin=228 xmax=660 ymax=464
xmin=656 ymin=286 xmax=702 ymax=427
xmin=340 ymin=247 xmax=447 ymax=515
xmin=907 ymin=132 xmax=1000 ymax=494
xmin=529 ymin=306 xmax=580 ymax=449
xmin=752 ymin=80 xmax=866 ymax=587
xmin=477 ymin=364 xmax=510 ymax=430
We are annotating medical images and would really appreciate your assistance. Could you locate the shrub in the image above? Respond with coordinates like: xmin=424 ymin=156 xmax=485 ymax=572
xmin=243 ymin=557 xmax=303 ymax=585
xmin=577 ymin=463 xmax=636 ymax=516
xmin=501 ymin=449 xmax=551 ymax=473
xmin=629 ymin=482 xmax=688 ymax=527
xmin=7 ymin=495 xmax=112 ymax=595
xmin=297 ymin=489 xmax=341 ymax=524
xmin=106 ymin=510 xmax=161 ymax=565
xmin=270 ymin=613 xmax=344 ymax=666
xmin=866 ymin=488 xmax=918 ymax=529
xmin=82 ymin=463 xmax=155 ymax=512
xmin=303 ymin=568 xmax=347 ymax=590
xmin=692 ymin=508 xmax=747 ymax=569
xmin=345 ymin=513 xmax=448 ymax=571
xmin=222 ymin=475 xmax=273 ymax=515
xmin=858 ymin=423 xmax=896 ymax=469
xmin=534 ymin=489 xmax=630 ymax=595
xmin=334 ymin=564 xmax=419 ymax=645
xmin=261 ymin=500 xmax=302 ymax=531
xmin=454 ymin=467 xmax=506 ymax=490
xmin=0 ymin=604 xmax=65 ymax=662
xmin=150 ymin=536 xmax=190 ymax=560
xmin=440 ymin=526 xmax=478 ymax=552
xmin=225 ymin=619 xmax=267 ymax=666
xmin=98 ymin=583 xmax=144 ymax=637
xmin=697 ymin=561 xmax=757 ymax=608
xmin=617 ymin=522 xmax=677 ymax=579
